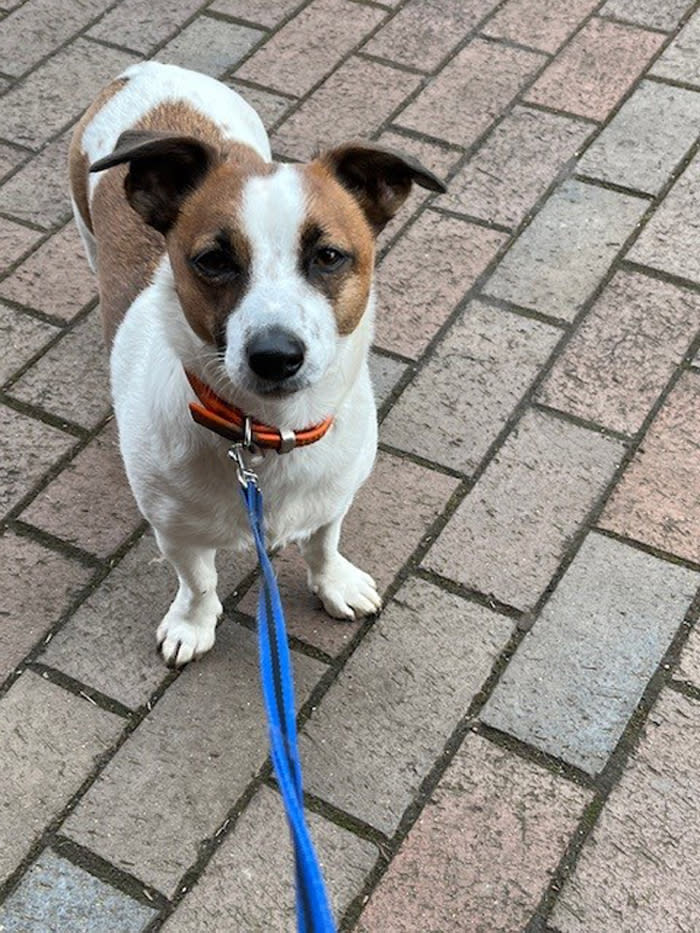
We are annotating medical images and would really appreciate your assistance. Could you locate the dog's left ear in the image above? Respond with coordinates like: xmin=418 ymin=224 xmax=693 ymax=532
xmin=320 ymin=141 xmax=447 ymax=234
xmin=90 ymin=130 xmax=219 ymax=234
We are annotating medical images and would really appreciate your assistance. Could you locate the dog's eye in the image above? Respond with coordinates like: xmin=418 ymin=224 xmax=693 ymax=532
xmin=191 ymin=248 xmax=238 ymax=280
xmin=312 ymin=246 xmax=348 ymax=273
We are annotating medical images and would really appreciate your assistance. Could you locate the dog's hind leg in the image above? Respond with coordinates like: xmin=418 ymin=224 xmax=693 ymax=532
xmin=154 ymin=530 xmax=222 ymax=667
xmin=299 ymin=515 xmax=382 ymax=621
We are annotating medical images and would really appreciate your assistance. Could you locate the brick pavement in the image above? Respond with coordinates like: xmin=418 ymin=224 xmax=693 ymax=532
xmin=0 ymin=0 xmax=699 ymax=930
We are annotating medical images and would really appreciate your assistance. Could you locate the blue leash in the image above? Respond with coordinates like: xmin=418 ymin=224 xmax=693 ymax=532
xmin=232 ymin=442 xmax=336 ymax=933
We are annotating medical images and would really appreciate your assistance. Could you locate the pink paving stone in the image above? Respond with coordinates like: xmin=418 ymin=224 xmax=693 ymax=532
xmin=236 ymin=0 xmax=385 ymax=97
xmin=0 ymin=407 xmax=76 ymax=516
xmin=443 ymin=105 xmax=592 ymax=228
xmin=677 ymin=629 xmax=700 ymax=687
xmin=375 ymin=210 xmax=506 ymax=359
xmin=88 ymin=0 xmax=206 ymax=54
xmin=0 ymin=216 xmax=43 ymax=271
xmin=483 ymin=0 xmax=599 ymax=53
xmin=237 ymin=451 xmax=459 ymax=656
xmin=210 ymin=0 xmax=304 ymax=28
xmin=20 ymin=420 xmax=142 ymax=558
xmin=0 ymin=130 xmax=74 ymax=229
xmin=0 ymin=301 xmax=58 ymax=385
xmin=539 ymin=269 xmax=700 ymax=435
xmin=395 ymin=38 xmax=546 ymax=147
xmin=552 ymin=689 xmax=700 ymax=933
xmin=0 ymin=223 xmax=96 ymax=322
xmin=357 ymin=733 xmax=591 ymax=933
xmin=525 ymin=17 xmax=665 ymax=121
xmin=271 ymin=56 xmax=422 ymax=161
xmin=0 ymin=530 xmax=93 ymax=682
xmin=599 ymin=372 xmax=700 ymax=564
xmin=0 ymin=671 xmax=123 ymax=884
xmin=362 ymin=0 xmax=500 ymax=71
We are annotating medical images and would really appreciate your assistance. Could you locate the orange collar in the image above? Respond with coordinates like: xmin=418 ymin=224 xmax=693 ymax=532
xmin=185 ymin=370 xmax=333 ymax=454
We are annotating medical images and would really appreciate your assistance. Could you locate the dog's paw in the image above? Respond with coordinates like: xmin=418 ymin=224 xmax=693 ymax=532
xmin=309 ymin=556 xmax=382 ymax=621
xmin=156 ymin=594 xmax=222 ymax=667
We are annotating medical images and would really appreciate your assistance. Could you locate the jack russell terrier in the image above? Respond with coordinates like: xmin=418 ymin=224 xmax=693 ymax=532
xmin=69 ymin=61 xmax=446 ymax=668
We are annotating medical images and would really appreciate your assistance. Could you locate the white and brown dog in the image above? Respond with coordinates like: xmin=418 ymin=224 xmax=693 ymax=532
xmin=69 ymin=61 xmax=445 ymax=667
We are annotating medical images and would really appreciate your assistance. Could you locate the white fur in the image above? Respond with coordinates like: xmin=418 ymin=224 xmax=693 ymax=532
xmin=77 ymin=64 xmax=381 ymax=666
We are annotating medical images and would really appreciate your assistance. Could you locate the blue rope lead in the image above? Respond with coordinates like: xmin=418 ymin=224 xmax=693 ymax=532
xmin=240 ymin=479 xmax=336 ymax=933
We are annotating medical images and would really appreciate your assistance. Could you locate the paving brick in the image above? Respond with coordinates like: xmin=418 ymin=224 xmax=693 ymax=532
xmin=677 ymin=628 xmax=700 ymax=686
xmin=9 ymin=310 xmax=111 ymax=429
xmin=362 ymin=0 xmax=499 ymax=71
xmin=0 ymin=224 xmax=96 ymax=322
xmin=237 ymin=0 xmax=385 ymax=97
xmin=552 ymin=689 xmax=700 ymax=931
xmin=0 ymin=131 xmax=74 ymax=229
xmin=0 ymin=216 xmax=42 ymax=271
xmin=162 ymin=786 xmax=376 ymax=931
xmin=599 ymin=373 xmax=700 ymax=564
xmin=368 ymin=350 xmax=407 ymax=408
xmin=0 ymin=848 xmax=156 ymax=933
xmin=628 ymin=154 xmax=700 ymax=285
xmin=0 ymin=302 xmax=58 ymax=385
xmin=424 ymin=409 xmax=624 ymax=609
xmin=20 ymin=421 xmax=142 ymax=558
xmin=88 ymin=0 xmax=205 ymax=53
xmin=0 ymin=0 xmax=114 ymax=78
xmin=299 ymin=577 xmax=514 ymax=834
xmin=0 ymin=142 xmax=27 ymax=180
xmin=601 ymin=0 xmax=693 ymax=31
xmin=0 ymin=671 xmax=122 ymax=883
xmin=210 ymin=0 xmax=303 ymax=28
xmin=484 ymin=179 xmax=648 ymax=321
xmin=578 ymin=81 xmax=700 ymax=195
xmin=41 ymin=532 xmax=256 ymax=709
xmin=63 ymin=625 xmax=325 ymax=895
xmin=0 ymin=39 xmax=137 ymax=151
xmin=525 ymin=18 xmax=664 ymax=121
xmin=383 ymin=301 xmax=560 ymax=473
xmin=483 ymin=0 xmax=599 ymax=53
xmin=271 ymin=56 xmax=421 ymax=161
xmin=483 ymin=533 xmax=698 ymax=773
xmin=0 ymin=530 xmax=92 ymax=682
xmin=650 ymin=9 xmax=700 ymax=86
xmin=154 ymin=14 xmax=263 ymax=77
xmin=539 ymin=270 xmax=700 ymax=435
xmin=227 ymin=79 xmax=295 ymax=128
xmin=0 ymin=407 xmax=76 ymax=516
xmin=358 ymin=733 xmax=591 ymax=932
xmin=238 ymin=451 xmax=459 ymax=656
xmin=375 ymin=210 xmax=506 ymax=359
xmin=396 ymin=38 xmax=545 ymax=147
xmin=442 ymin=105 xmax=592 ymax=229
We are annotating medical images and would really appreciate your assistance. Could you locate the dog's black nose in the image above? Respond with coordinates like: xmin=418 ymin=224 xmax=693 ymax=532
xmin=246 ymin=328 xmax=305 ymax=382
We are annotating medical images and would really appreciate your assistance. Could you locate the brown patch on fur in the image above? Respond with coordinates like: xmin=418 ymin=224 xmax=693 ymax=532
xmin=300 ymin=161 xmax=375 ymax=335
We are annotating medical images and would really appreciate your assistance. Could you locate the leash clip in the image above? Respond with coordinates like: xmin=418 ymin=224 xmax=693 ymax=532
xmin=228 ymin=416 xmax=258 ymax=489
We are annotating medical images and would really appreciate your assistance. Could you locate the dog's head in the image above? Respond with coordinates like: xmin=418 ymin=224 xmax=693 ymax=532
xmin=91 ymin=133 xmax=445 ymax=406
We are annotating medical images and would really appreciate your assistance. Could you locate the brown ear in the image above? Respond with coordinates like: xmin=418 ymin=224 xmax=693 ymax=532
xmin=319 ymin=140 xmax=447 ymax=234
xmin=90 ymin=130 xmax=219 ymax=234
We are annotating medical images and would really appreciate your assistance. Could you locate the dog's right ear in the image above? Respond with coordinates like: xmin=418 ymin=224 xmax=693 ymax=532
xmin=90 ymin=130 xmax=219 ymax=234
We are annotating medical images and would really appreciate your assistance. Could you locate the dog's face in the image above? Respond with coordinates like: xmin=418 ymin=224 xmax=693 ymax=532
xmin=91 ymin=133 xmax=445 ymax=402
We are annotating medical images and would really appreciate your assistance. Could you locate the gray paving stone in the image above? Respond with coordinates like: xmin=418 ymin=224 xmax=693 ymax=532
xmin=154 ymin=14 xmax=263 ymax=77
xmin=650 ymin=9 xmax=700 ymax=86
xmin=552 ymin=689 xmax=700 ymax=931
xmin=63 ymin=625 xmax=325 ymax=896
xmin=600 ymin=0 xmax=693 ymax=31
xmin=299 ymin=577 xmax=515 ymax=835
xmin=484 ymin=180 xmax=648 ymax=321
xmin=162 ymin=786 xmax=376 ymax=931
xmin=483 ymin=533 xmax=699 ymax=774
xmin=0 ymin=672 xmax=123 ymax=883
xmin=0 ymin=301 xmax=58 ymax=386
xmin=578 ymin=80 xmax=700 ymax=195
xmin=628 ymin=154 xmax=700 ymax=285
xmin=424 ymin=409 xmax=624 ymax=610
xmin=382 ymin=300 xmax=561 ymax=473
xmin=0 ymin=849 xmax=156 ymax=933
xmin=88 ymin=0 xmax=205 ymax=54
xmin=369 ymin=350 xmax=407 ymax=409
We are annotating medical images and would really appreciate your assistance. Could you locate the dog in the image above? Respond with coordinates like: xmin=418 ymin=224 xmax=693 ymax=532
xmin=69 ymin=61 xmax=446 ymax=667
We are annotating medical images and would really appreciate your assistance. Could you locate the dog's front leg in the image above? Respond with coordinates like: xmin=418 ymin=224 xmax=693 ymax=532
xmin=154 ymin=530 xmax=222 ymax=667
xmin=300 ymin=515 xmax=382 ymax=621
